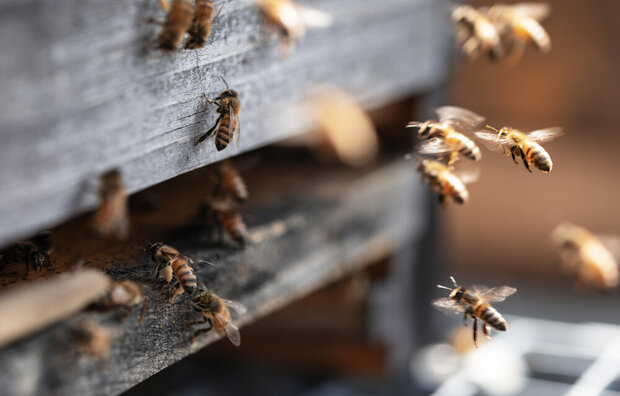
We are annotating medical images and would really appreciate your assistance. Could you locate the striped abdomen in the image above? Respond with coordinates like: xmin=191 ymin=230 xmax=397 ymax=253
xmin=445 ymin=132 xmax=481 ymax=161
xmin=219 ymin=210 xmax=248 ymax=244
xmin=185 ymin=0 xmax=214 ymax=49
xmin=221 ymin=168 xmax=248 ymax=203
xmin=91 ymin=191 xmax=128 ymax=238
xmin=474 ymin=302 xmax=507 ymax=331
xmin=515 ymin=18 xmax=550 ymax=52
xmin=523 ymin=141 xmax=552 ymax=172
xmin=157 ymin=0 xmax=194 ymax=52
xmin=443 ymin=172 xmax=469 ymax=204
xmin=215 ymin=113 xmax=237 ymax=151
xmin=171 ymin=257 xmax=197 ymax=294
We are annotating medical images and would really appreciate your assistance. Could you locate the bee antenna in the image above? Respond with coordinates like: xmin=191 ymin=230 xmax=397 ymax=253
xmin=219 ymin=75 xmax=230 ymax=90
xmin=449 ymin=276 xmax=458 ymax=287
xmin=486 ymin=125 xmax=499 ymax=133
xmin=437 ymin=284 xmax=452 ymax=291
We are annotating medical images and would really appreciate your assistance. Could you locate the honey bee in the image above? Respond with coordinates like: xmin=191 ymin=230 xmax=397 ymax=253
xmin=148 ymin=242 xmax=199 ymax=301
xmin=69 ymin=318 xmax=112 ymax=361
xmin=416 ymin=159 xmax=477 ymax=206
xmin=488 ymin=3 xmax=551 ymax=60
xmin=475 ymin=126 xmax=562 ymax=173
xmin=90 ymin=169 xmax=129 ymax=239
xmin=187 ymin=289 xmax=247 ymax=346
xmin=199 ymin=200 xmax=249 ymax=246
xmin=433 ymin=276 xmax=516 ymax=346
xmin=452 ymin=5 xmax=503 ymax=60
xmin=1 ymin=231 xmax=54 ymax=276
xmin=552 ymin=222 xmax=620 ymax=291
xmin=92 ymin=280 xmax=149 ymax=326
xmin=407 ymin=106 xmax=484 ymax=166
xmin=184 ymin=0 xmax=222 ymax=49
xmin=255 ymin=0 xmax=333 ymax=53
xmin=213 ymin=160 xmax=248 ymax=204
xmin=154 ymin=0 xmax=195 ymax=52
xmin=195 ymin=77 xmax=241 ymax=151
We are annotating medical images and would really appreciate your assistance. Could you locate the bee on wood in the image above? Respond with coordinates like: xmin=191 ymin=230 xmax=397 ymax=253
xmin=199 ymin=200 xmax=249 ymax=246
xmin=187 ymin=289 xmax=247 ymax=346
xmin=552 ymin=222 xmax=620 ymax=292
xmin=475 ymin=126 xmax=562 ymax=173
xmin=69 ymin=318 xmax=113 ymax=361
xmin=407 ymin=106 xmax=484 ymax=166
xmin=433 ymin=276 xmax=516 ymax=347
xmin=184 ymin=0 xmax=222 ymax=49
xmin=1 ymin=231 xmax=54 ymax=276
xmin=195 ymin=77 xmax=241 ymax=151
xmin=92 ymin=281 xmax=149 ymax=326
xmin=90 ymin=169 xmax=129 ymax=239
xmin=452 ymin=5 xmax=503 ymax=60
xmin=152 ymin=0 xmax=195 ymax=53
xmin=213 ymin=160 xmax=248 ymax=204
xmin=417 ymin=159 xmax=477 ymax=206
xmin=148 ymin=242 xmax=200 ymax=301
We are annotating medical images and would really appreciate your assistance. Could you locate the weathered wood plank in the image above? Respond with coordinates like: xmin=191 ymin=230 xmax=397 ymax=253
xmin=0 ymin=158 xmax=426 ymax=396
xmin=0 ymin=0 xmax=450 ymax=247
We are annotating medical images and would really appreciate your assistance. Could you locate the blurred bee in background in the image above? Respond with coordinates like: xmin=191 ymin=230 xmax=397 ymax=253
xmin=475 ymin=126 xmax=561 ymax=173
xmin=92 ymin=280 xmax=149 ymax=326
xmin=452 ymin=5 xmax=503 ymax=60
xmin=69 ymin=318 xmax=113 ymax=361
xmin=147 ymin=0 xmax=195 ymax=53
xmin=148 ymin=242 xmax=201 ymax=301
xmin=213 ymin=160 xmax=248 ymax=204
xmin=195 ymin=77 xmax=241 ymax=151
xmin=255 ymin=0 xmax=333 ymax=54
xmin=433 ymin=276 xmax=516 ymax=346
xmin=187 ymin=289 xmax=247 ymax=346
xmin=184 ymin=0 xmax=222 ymax=49
xmin=552 ymin=222 xmax=620 ymax=292
xmin=90 ymin=170 xmax=129 ymax=239
xmin=407 ymin=106 xmax=484 ymax=167
xmin=417 ymin=159 xmax=478 ymax=206
xmin=488 ymin=3 xmax=551 ymax=61
xmin=0 ymin=231 xmax=54 ymax=276
xmin=199 ymin=200 xmax=249 ymax=246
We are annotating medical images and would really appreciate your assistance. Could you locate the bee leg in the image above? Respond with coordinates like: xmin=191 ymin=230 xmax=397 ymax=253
xmin=483 ymin=324 xmax=491 ymax=339
xmin=151 ymin=265 xmax=162 ymax=283
xmin=473 ymin=318 xmax=478 ymax=348
xmin=463 ymin=313 xmax=468 ymax=327
xmin=168 ymin=283 xmax=185 ymax=302
xmin=184 ymin=317 xmax=208 ymax=329
xmin=520 ymin=150 xmax=532 ymax=172
xmin=437 ymin=194 xmax=446 ymax=206
xmin=191 ymin=320 xmax=214 ymax=342
xmin=139 ymin=296 xmax=149 ymax=326
xmin=510 ymin=148 xmax=518 ymax=164
xmin=118 ymin=306 xmax=133 ymax=323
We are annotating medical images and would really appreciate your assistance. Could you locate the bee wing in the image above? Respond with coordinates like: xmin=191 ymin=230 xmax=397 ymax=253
xmin=526 ymin=127 xmax=562 ymax=143
xmin=473 ymin=286 xmax=517 ymax=303
xmin=474 ymin=131 xmax=511 ymax=151
xmin=436 ymin=106 xmax=485 ymax=130
xmin=223 ymin=299 xmax=247 ymax=315
xmin=455 ymin=168 xmax=480 ymax=185
xmin=214 ymin=314 xmax=241 ymax=346
xmin=511 ymin=3 xmax=551 ymax=20
xmin=231 ymin=103 xmax=241 ymax=148
xmin=417 ymin=138 xmax=454 ymax=155
xmin=406 ymin=121 xmax=424 ymax=129
xmin=595 ymin=234 xmax=620 ymax=260
xmin=296 ymin=5 xmax=333 ymax=29
xmin=431 ymin=297 xmax=464 ymax=314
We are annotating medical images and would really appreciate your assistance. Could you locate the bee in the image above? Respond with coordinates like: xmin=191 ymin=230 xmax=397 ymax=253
xmin=90 ymin=169 xmax=129 ymax=239
xmin=187 ymin=289 xmax=247 ymax=346
xmin=488 ymin=3 xmax=551 ymax=60
xmin=92 ymin=281 xmax=149 ymax=326
xmin=475 ymin=126 xmax=562 ymax=173
xmin=552 ymin=222 xmax=620 ymax=291
xmin=154 ymin=0 xmax=195 ymax=52
xmin=417 ymin=159 xmax=477 ymax=206
xmin=213 ymin=160 xmax=248 ymax=204
xmin=184 ymin=0 xmax=222 ymax=49
xmin=199 ymin=200 xmax=249 ymax=246
xmin=255 ymin=0 xmax=333 ymax=53
xmin=195 ymin=77 xmax=241 ymax=151
xmin=69 ymin=318 xmax=112 ymax=361
xmin=1 ymin=231 xmax=54 ymax=276
xmin=433 ymin=276 xmax=516 ymax=346
xmin=452 ymin=5 xmax=503 ymax=60
xmin=407 ymin=106 xmax=484 ymax=166
xmin=148 ymin=242 xmax=199 ymax=301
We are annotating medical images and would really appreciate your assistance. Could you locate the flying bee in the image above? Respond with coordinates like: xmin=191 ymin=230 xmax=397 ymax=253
xmin=152 ymin=0 xmax=195 ymax=52
xmin=92 ymin=280 xmax=149 ymax=326
xmin=195 ymin=77 xmax=241 ymax=151
xmin=433 ymin=276 xmax=516 ymax=347
xmin=199 ymin=200 xmax=249 ymax=246
xmin=552 ymin=222 xmax=620 ymax=291
xmin=0 ymin=231 xmax=54 ymax=276
xmin=213 ymin=160 xmax=248 ymax=204
xmin=184 ymin=0 xmax=222 ymax=49
xmin=187 ymin=289 xmax=247 ymax=346
xmin=452 ymin=5 xmax=503 ymax=60
xmin=407 ymin=106 xmax=484 ymax=166
xmin=148 ymin=242 xmax=201 ymax=301
xmin=417 ymin=159 xmax=477 ymax=206
xmin=475 ymin=126 xmax=562 ymax=173
xmin=90 ymin=169 xmax=129 ymax=239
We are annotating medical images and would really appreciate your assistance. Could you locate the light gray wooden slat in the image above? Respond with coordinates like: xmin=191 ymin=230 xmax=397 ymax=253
xmin=0 ymin=0 xmax=451 ymax=246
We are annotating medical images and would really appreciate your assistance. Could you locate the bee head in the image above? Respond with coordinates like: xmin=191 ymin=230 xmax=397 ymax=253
xmin=449 ymin=286 xmax=465 ymax=301
xmin=149 ymin=242 xmax=163 ymax=260
xmin=418 ymin=121 xmax=433 ymax=139
xmin=220 ymin=89 xmax=238 ymax=99
xmin=192 ymin=290 xmax=215 ymax=312
xmin=498 ymin=127 xmax=509 ymax=138
xmin=29 ymin=250 xmax=46 ymax=271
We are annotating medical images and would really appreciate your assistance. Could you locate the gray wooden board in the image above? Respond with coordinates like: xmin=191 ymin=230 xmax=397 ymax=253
xmin=0 ymin=159 xmax=427 ymax=396
xmin=0 ymin=0 xmax=451 ymax=247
